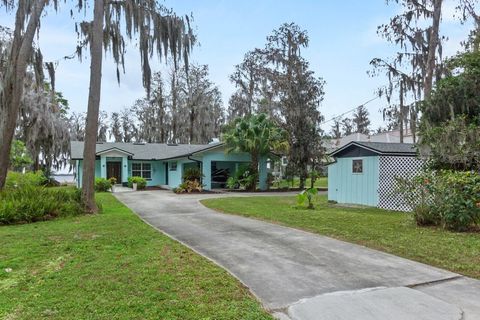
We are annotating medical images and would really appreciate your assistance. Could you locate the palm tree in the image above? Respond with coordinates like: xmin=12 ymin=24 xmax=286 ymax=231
xmin=223 ymin=113 xmax=288 ymax=191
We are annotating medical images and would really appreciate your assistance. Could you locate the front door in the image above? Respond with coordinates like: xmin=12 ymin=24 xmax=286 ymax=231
xmin=107 ymin=162 xmax=121 ymax=183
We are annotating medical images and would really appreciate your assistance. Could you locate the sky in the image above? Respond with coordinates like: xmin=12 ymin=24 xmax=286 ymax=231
xmin=0 ymin=0 xmax=473 ymax=132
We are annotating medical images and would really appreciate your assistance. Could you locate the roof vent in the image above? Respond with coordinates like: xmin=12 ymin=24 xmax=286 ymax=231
xmin=167 ymin=143 xmax=178 ymax=146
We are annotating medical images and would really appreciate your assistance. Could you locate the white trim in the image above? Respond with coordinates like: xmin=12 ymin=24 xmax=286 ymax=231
xmin=96 ymin=147 xmax=134 ymax=156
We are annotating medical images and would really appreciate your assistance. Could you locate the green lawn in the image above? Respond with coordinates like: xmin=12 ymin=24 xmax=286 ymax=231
xmin=0 ymin=193 xmax=271 ymax=320
xmin=272 ymin=177 xmax=328 ymax=189
xmin=202 ymin=195 xmax=480 ymax=279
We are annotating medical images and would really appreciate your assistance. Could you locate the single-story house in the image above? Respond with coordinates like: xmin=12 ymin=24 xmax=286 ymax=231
xmin=70 ymin=141 xmax=268 ymax=190
xmin=327 ymin=141 xmax=424 ymax=211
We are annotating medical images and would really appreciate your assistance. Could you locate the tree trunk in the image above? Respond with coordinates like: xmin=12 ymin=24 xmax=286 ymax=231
xmin=399 ymin=83 xmax=404 ymax=143
xmin=424 ymin=0 xmax=442 ymax=98
xmin=189 ymin=106 xmax=195 ymax=143
xmin=81 ymin=0 xmax=104 ymax=213
xmin=310 ymin=161 xmax=316 ymax=189
xmin=170 ymin=71 xmax=178 ymax=143
xmin=299 ymin=175 xmax=306 ymax=189
xmin=250 ymin=153 xmax=259 ymax=192
xmin=0 ymin=0 xmax=46 ymax=189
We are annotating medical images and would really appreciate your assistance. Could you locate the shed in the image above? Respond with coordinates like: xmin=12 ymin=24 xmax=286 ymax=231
xmin=327 ymin=141 xmax=424 ymax=211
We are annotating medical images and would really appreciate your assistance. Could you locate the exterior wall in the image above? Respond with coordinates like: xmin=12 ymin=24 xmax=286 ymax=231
xmin=378 ymin=156 xmax=424 ymax=211
xmin=77 ymin=158 xmax=166 ymax=187
xmin=99 ymin=151 xmax=130 ymax=183
xmin=76 ymin=159 xmax=101 ymax=187
xmin=128 ymin=160 xmax=166 ymax=187
xmin=328 ymin=156 xmax=379 ymax=207
xmin=197 ymin=151 xmax=269 ymax=190
xmin=167 ymin=158 xmax=195 ymax=189
xmin=74 ymin=147 xmax=263 ymax=190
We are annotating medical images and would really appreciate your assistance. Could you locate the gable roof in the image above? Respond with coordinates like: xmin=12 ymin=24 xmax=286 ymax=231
xmin=70 ymin=141 xmax=224 ymax=160
xmin=329 ymin=141 xmax=417 ymax=158
xmin=95 ymin=147 xmax=134 ymax=156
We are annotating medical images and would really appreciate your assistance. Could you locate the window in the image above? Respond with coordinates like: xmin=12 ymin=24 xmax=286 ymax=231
xmin=352 ymin=159 xmax=363 ymax=174
xmin=132 ymin=162 xmax=152 ymax=180
xmin=169 ymin=162 xmax=177 ymax=171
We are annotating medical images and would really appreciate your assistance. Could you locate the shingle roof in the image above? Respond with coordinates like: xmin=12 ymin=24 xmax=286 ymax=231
xmin=70 ymin=141 xmax=224 ymax=160
xmin=329 ymin=141 xmax=417 ymax=157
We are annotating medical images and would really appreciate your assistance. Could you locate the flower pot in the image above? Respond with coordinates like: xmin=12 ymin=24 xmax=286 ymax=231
xmin=111 ymin=185 xmax=116 ymax=193
xmin=133 ymin=183 xmax=137 ymax=191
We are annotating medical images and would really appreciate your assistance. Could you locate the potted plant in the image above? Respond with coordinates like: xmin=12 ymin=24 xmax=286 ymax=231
xmin=109 ymin=177 xmax=117 ymax=192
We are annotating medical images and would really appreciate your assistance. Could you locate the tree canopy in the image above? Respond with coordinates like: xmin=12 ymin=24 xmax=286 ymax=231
xmin=420 ymin=50 xmax=480 ymax=170
xmin=223 ymin=113 xmax=288 ymax=190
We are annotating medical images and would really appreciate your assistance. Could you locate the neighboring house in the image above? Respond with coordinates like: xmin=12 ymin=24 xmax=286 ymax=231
xmin=327 ymin=141 xmax=424 ymax=211
xmin=325 ymin=129 xmax=415 ymax=154
xmin=369 ymin=129 xmax=414 ymax=144
xmin=70 ymin=141 xmax=268 ymax=190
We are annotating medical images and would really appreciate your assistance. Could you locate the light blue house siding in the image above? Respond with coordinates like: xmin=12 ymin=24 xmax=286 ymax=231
xmin=327 ymin=141 xmax=420 ymax=210
xmin=75 ymin=159 xmax=101 ymax=187
xmin=167 ymin=158 xmax=192 ymax=189
xmin=128 ymin=160 xmax=166 ymax=187
xmin=328 ymin=156 xmax=379 ymax=206
xmin=73 ymin=142 xmax=269 ymax=190
xmin=168 ymin=149 xmax=266 ymax=190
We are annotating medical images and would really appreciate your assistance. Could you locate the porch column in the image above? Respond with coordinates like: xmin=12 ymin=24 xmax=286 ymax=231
xmin=100 ymin=156 xmax=107 ymax=178
xmin=203 ymin=159 xmax=212 ymax=190
xmin=121 ymin=156 xmax=128 ymax=183
xmin=258 ymin=156 xmax=268 ymax=191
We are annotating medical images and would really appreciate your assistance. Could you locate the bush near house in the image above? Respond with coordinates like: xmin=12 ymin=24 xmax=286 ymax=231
xmin=175 ymin=180 xmax=203 ymax=193
xmin=226 ymin=164 xmax=256 ymax=190
xmin=128 ymin=176 xmax=147 ymax=190
xmin=397 ymin=170 xmax=480 ymax=231
xmin=95 ymin=177 xmax=112 ymax=192
xmin=0 ymin=184 xmax=83 ymax=225
xmin=174 ymin=166 xmax=204 ymax=193
xmin=182 ymin=167 xmax=203 ymax=182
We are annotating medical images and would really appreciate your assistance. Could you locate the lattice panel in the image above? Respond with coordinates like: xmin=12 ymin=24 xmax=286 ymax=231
xmin=378 ymin=156 xmax=424 ymax=211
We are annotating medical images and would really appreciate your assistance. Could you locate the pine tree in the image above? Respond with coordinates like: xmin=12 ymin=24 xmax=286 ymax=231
xmin=352 ymin=105 xmax=371 ymax=135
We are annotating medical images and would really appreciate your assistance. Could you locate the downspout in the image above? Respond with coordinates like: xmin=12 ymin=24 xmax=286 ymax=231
xmin=187 ymin=155 xmax=204 ymax=184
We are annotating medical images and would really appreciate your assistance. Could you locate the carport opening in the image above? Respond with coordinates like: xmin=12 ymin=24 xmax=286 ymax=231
xmin=211 ymin=161 xmax=249 ymax=189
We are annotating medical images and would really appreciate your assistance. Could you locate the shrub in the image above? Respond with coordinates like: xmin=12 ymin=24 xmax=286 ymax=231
xmin=436 ymin=171 xmax=480 ymax=231
xmin=396 ymin=172 xmax=440 ymax=226
xmin=226 ymin=176 xmax=239 ymax=189
xmin=226 ymin=165 xmax=257 ymax=190
xmin=5 ymin=170 xmax=47 ymax=189
xmin=128 ymin=176 xmax=147 ymax=190
xmin=95 ymin=178 xmax=112 ymax=192
xmin=397 ymin=170 xmax=480 ymax=231
xmin=0 ymin=186 xmax=83 ymax=225
xmin=182 ymin=167 xmax=203 ymax=182
xmin=174 ymin=180 xmax=203 ymax=193
xmin=297 ymin=188 xmax=318 ymax=209
xmin=109 ymin=177 xmax=117 ymax=185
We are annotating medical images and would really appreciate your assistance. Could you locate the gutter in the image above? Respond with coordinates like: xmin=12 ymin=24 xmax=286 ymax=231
xmin=187 ymin=155 xmax=202 ymax=167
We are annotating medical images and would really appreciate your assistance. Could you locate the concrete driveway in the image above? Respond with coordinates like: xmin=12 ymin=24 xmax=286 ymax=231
xmin=115 ymin=190 xmax=480 ymax=320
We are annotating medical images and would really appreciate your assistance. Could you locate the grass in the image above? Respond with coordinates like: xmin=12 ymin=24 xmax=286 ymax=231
xmin=0 ymin=193 xmax=272 ymax=320
xmin=201 ymin=195 xmax=480 ymax=280
xmin=272 ymin=177 xmax=328 ymax=189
